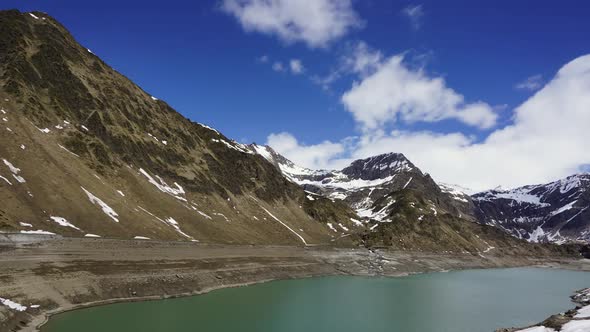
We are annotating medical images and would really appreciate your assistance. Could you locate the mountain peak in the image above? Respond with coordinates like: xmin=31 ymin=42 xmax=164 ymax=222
xmin=341 ymin=152 xmax=417 ymax=181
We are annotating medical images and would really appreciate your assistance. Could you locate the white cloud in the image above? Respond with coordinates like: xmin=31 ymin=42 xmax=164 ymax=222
xmin=289 ymin=59 xmax=304 ymax=74
xmin=272 ymin=61 xmax=284 ymax=72
xmin=343 ymin=41 xmax=383 ymax=76
xmin=515 ymin=74 xmax=543 ymax=91
xmin=267 ymin=54 xmax=590 ymax=191
xmin=341 ymin=53 xmax=498 ymax=130
xmin=402 ymin=4 xmax=424 ymax=30
xmin=221 ymin=0 xmax=362 ymax=48
xmin=267 ymin=132 xmax=346 ymax=170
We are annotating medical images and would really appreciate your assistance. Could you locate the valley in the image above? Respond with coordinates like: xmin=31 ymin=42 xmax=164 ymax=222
xmin=0 ymin=8 xmax=589 ymax=332
xmin=1 ymin=236 xmax=588 ymax=332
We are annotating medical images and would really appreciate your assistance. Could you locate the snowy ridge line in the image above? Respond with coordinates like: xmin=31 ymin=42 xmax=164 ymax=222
xmin=294 ymin=174 xmax=397 ymax=191
xmin=211 ymin=138 xmax=253 ymax=154
xmin=438 ymin=183 xmax=471 ymax=203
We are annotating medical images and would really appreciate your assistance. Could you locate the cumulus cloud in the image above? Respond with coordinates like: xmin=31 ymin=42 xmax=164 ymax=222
xmin=289 ymin=59 xmax=305 ymax=74
xmin=267 ymin=54 xmax=590 ymax=191
xmin=515 ymin=74 xmax=544 ymax=91
xmin=221 ymin=0 xmax=362 ymax=48
xmin=341 ymin=53 xmax=498 ymax=130
xmin=267 ymin=132 xmax=346 ymax=170
xmin=402 ymin=4 xmax=424 ymax=30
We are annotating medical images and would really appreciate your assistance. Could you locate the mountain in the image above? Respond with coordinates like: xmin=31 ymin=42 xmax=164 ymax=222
xmin=472 ymin=173 xmax=590 ymax=244
xmin=250 ymin=145 xmax=470 ymax=219
xmin=0 ymin=10 xmax=578 ymax=255
xmin=248 ymin=145 xmax=568 ymax=253
xmin=0 ymin=9 xmax=359 ymax=245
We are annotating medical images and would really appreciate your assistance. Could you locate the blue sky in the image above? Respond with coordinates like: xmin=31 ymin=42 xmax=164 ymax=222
xmin=3 ymin=0 xmax=590 ymax=189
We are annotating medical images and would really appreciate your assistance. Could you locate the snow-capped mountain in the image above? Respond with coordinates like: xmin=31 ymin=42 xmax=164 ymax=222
xmin=249 ymin=145 xmax=474 ymax=223
xmin=251 ymin=144 xmax=590 ymax=245
xmin=472 ymin=174 xmax=590 ymax=243
xmin=249 ymin=144 xmax=550 ymax=252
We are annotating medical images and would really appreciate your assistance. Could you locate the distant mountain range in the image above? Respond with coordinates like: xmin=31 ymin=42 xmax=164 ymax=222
xmin=473 ymin=174 xmax=590 ymax=243
xmin=249 ymin=145 xmax=590 ymax=245
xmin=0 ymin=10 xmax=585 ymax=254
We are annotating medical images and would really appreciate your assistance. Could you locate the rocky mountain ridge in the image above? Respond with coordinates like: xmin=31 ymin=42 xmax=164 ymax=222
xmin=473 ymin=173 xmax=590 ymax=244
xmin=248 ymin=145 xmax=565 ymax=253
xmin=250 ymin=144 xmax=590 ymax=245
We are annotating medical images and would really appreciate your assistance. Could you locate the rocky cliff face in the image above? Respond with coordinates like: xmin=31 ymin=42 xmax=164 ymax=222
xmin=473 ymin=174 xmax=590 ymax=244
xmin=0 ymin=10 xmax=358 ymax=245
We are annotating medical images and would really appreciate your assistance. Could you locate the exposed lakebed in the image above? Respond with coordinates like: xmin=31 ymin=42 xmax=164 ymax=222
xmin=42 ymin=268 xmax=590 ymax=332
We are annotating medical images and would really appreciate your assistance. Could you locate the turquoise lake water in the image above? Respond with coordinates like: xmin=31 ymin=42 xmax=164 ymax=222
xmin=42 ymin=268 xmax=590 ymax=332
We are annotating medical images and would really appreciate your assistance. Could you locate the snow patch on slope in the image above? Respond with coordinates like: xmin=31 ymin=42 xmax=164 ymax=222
xmin=49 ymin=216 xmax=81 ymax=231
xmin=2 ymin=159 xmax=26 ymax=183
xmin=260 ymin=206 xmax=307 ymax=245
xmin=81 ymin=187 xmax=119 ymax=222
xmin=139 ymin=168 xmax=187 ymax=202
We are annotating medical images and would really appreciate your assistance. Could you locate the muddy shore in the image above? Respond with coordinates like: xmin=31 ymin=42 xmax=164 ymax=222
xmin=1 ymin=236 xmax=589 ymax=332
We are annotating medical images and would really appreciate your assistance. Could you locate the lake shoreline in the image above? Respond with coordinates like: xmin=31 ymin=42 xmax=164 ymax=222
xmin=1 ymin=237 xmax=589 ymax=332
xmin=497 ymin=288 xmax=590 ymax=332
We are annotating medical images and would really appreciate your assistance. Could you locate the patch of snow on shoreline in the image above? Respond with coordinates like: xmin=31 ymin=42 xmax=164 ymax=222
xmin=561 ymin=319 xmax=590 ymax=332
xmin=20 ymin=230 xmax=55 ymax=235
xmin=514 ymin=327 xmax=555 ymax=332
xmin=0 ymin=298 xmax=27 ymax=311
xmin=575 ymin=305 xmax=590 ymax=318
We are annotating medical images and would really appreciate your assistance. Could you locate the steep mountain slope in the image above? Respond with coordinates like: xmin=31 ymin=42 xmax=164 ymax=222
xmin=0 ymin=10 xmax=358 ymax=245
xmin=473 ymin=174 xmax=590 ymax=244
xmin=248 ymin=145 xmax=569 ymax=254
